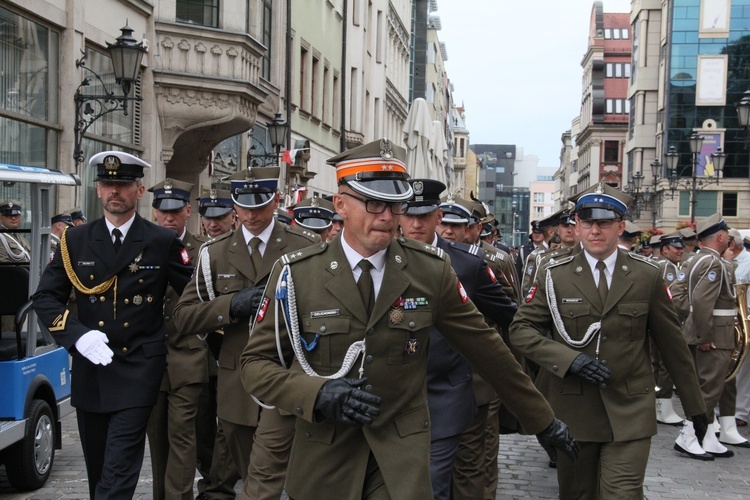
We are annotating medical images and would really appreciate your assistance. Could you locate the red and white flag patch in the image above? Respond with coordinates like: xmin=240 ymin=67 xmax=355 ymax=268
xmin=256 ymin=297 xmax=270 ymax=322
xmin=665 ymin=285 xmax=673 ymax=302
xmin=525 ymin=286 xmax=537 ymax=303
xmin=180 ymin=248 xmax=191 ymax=265
xmin=458 ymin=281 xmax=469 ymax=303
xmin=487 ymin=267 xmax=497 ymax=283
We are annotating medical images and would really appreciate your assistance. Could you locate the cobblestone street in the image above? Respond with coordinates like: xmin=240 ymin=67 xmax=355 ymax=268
xmin=2 ymin=399 xmax=749 ymax=499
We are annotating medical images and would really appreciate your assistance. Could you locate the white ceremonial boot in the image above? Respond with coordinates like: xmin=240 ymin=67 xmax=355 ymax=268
xmin=674 ymin=421 xmax=714 ymax=460
xmin=702 ymin=424 xmax=734 ymax=457
xmin=719 ymin=416 xmax=750 ymax=448
xmin=656 ymin=398 xmax=683 ymax=425
xmin=707 ymin=414 xmax=719 ymax=435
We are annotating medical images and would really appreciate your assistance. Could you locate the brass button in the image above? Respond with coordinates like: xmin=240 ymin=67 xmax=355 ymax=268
xmin=99 ymin=296 xmax=105 ymax=302
xmin=123 ymin=322 xmax=129 ymax=328
xmin=90 ymin=275 xmax=94 ymax=280
xmin=98 ymin=321 xmax=104 ymax=327
xmin=139 ymin=279 xmax=144 ymax=284
xmin=122 ymin=347 xmax=128 ymax=353
xmin=124 ymin=299 xmax=129 ymax=305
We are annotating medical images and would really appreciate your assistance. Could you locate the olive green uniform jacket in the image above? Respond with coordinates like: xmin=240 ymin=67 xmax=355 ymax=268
xmin=173 ymin=221 xmax=319 ymax=426
xmin=510 ymin=249 xmax=705 ymax=443
xmin=240 ymin=236 xmax=554 ymax=500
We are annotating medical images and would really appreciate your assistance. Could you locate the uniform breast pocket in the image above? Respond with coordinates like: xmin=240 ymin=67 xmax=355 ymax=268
xmin=215 ymin=277 xmax=244 ymax=295
xmin=617 ymin=303 xmax=649 ymax=340
xmin=301 ymin=316 xmax=352 ymax=372
xmin=558 ymin=304 xmax=591 ymax=341
xmin=388 ymin=310 xmax=431 ymax=365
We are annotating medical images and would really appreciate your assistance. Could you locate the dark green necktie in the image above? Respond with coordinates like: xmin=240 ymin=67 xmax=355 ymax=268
xmin=249 ymin=237 xmax=262 ymax=273
xmin=596 ymin=260 xmax=608 ymax=304
xmin=357 ymin=259 xmax=375 ymax=315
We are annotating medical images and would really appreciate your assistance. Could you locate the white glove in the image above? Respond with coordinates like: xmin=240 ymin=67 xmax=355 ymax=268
xmin=75 ymin=330 xmax=114 ymax=366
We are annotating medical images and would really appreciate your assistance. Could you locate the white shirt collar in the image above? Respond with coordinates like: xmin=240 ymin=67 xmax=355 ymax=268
xmin=242 ymin=218 xmax=275 ymax=255
xmin=583 ymin=248 xmax=618 ymax=280
xmin=105 ymin=213 xmax=136 ymax=241
xmin=340 ymin=228 xmax=387 ymax=273
xmin=431 ymin=233 xmax=439 ymax=246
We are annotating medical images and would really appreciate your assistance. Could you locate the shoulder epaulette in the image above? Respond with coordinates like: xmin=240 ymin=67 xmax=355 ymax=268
xmin=284 ymin=223 xmax=321 ymax=243
xmin=280 ymin=242 xmax=328 ymax=265
xmin=540 ymin=247 xmax=574 ymax=267
xmin=545 ymin=255 xmax=575 ymax=269
xmin=202 ymin=230 xmax=233 ymax=247
xmin=627 ymin=252 xmax=659 ymax=268
xmin=447 ymin=240 xmax=481 ymax=257
xmin=398 ymin=237 xmax=447 ymax=260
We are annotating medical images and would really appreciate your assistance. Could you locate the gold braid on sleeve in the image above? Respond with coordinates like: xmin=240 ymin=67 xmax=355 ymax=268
xmin=60 ymin=228 xmax=118 ymax=318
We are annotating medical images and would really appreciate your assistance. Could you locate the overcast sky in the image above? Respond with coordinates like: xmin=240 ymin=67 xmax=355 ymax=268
xmin=438 ymin=0 xmax=633 ymax=168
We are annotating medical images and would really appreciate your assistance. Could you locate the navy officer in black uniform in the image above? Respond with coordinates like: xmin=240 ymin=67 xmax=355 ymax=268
xmin=33 ymin=151 xmax=193 ymax=499
xmin=400 ymin=178 xmax=517 ymax=499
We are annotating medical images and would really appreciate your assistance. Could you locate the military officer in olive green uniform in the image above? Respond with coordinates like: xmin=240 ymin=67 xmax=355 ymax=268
xmin=173 ymin=166 xmax=319 ymax=498
xmin=672 ymin=213 xmax=739 ymax=460
xmin=145 ymin=178 xmax=210 ymax=500
xmin=680 ymin=227 xmax=698 ymax=262
xmin=291 ymin=195 xmax=335 ymax=241
xmin=652 ymin=232 xmax=686 ymax=425
xmin=0 ymin=200 xmax=30 ymax=264
xmin=240 ymin=139 xmax=578 ymax=500
xmin=510 ymin=183 xmax=706 ymax=499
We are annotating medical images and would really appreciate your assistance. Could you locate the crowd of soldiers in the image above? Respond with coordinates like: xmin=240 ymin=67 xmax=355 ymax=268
xmin=0 ymin=137 xmax=744 ymax=499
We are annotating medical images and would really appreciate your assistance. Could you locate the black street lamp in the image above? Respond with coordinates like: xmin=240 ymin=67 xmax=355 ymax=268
xmin=247 ymin=112 xmax=289 ymax=168
xmin=736 ymin=89 xmax=750 ymax=147
xmin=649 ymin=159 xmax=662 ymax=227
xmin=666 ymin=135 xmax=725 ymax=224
xmin=74 ymin=23 xmax=146 ymax=167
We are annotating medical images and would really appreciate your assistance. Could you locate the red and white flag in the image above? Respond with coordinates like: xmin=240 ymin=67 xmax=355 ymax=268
xmin=293 ymin=186 xmax=307 ymax=204
xmin=282 ymin=149 xmax=298 ymax=165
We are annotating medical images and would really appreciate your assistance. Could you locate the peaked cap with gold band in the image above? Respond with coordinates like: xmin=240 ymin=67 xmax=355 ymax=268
xmin=196 ymin=189 xmax=234 ymax=218
xmin=572 ymin=182 xmax=632 ymax=220
xmin=224 ymin=166 xmax=280 ymax=209
xmin=291 ymin=195 xmax=334 ymax=231
xmin=148 ymin=178 xmax=194 ymax=211
xmin=327 ymin=138 xmax=413 ymax=202
xmin=89 ymin=151 xmax=151 ymax=182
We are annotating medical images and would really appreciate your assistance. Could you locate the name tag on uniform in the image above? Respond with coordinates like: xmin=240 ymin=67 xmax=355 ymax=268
xmin=562 ymin=298 xmax=583 ymax=304
xmin=77 ymin=261 xmax=95 ymax=267
xmin=310 ymin=309 xmax=340 ymax=318
xmin=218 ymin=274 xmax=236 ymax=279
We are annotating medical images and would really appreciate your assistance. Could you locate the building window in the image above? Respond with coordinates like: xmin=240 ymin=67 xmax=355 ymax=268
xmin=176 ymin=0 xmax=219 ymax=28
xmin=261 ymin=0 xmax=272 ymax=80
xmin=722 ymin=192 xmax=738 ymax=217
xmin=300 ymin=45 xmax=309 ymax=112
xmin=678 ymin=191 xmax=717 ymax=218
xmin=605 ymin=99 xmax=630 ymax=114
xmin=604 ymin=28 xmax=629 ymax=39
xmin=311 ymin=55 xmax=320 ymax=118
xmin=333 ymin=71 xmax=340 ymax=129
xmin=0 ymin=7 xmax=59 ymax=169
xmin=533 ymin=193 xmax=545 ymax=203
xmin=322 ymin=65 xmax=330 ymax=125
xmin=604 ymin=141 xmax=619 ymax=163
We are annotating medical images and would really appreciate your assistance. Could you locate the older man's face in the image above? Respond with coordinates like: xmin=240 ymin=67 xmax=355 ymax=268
xmin=334 ymin=186 xmax=400 ymax=257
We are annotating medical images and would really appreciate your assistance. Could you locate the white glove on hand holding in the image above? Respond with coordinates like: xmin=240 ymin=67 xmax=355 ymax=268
xmin=75 ymin=330 xmax=114 ymax=365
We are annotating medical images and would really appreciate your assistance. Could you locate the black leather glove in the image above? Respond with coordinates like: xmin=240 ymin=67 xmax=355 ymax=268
xmin=568 ymin=353 xmax=611 ymax=384
xmin=536 ymin=418 xmax=579 ymax=463
xmin=313 ymin=377 xmax=382 ymax=426
xmin=691 ymin=413 xmax=709 ymax=445
xmin=229 ymin=286 xmax=265 ymax=318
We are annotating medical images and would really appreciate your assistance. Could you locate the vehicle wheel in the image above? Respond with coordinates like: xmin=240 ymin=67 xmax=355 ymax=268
xmin=5 ymin=399 xmax=55 ymax=491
